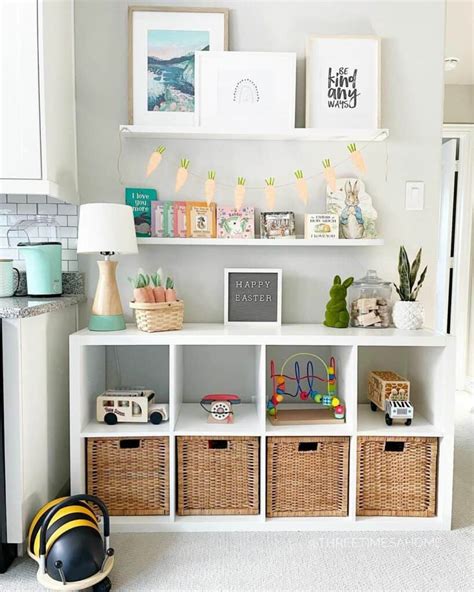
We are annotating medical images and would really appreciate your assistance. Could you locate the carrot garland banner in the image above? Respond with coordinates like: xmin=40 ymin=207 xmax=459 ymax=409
xmin=205 ymin=170 xmax=216 ymax=205
xmin=264 ymin=177 xmax=276 ymax=209
xmin=347 ymin=143 xmax=367 ymax=173
xmin=294 ymin=170 xmax=309 ymax=205
xmin=175 ymin=158 xmax=190 ymax=192
xmin=146 ymin=145 xmax=166 ymax=177
xmin=322 ymin=159 xmax=337 ymax=192
xmin=234 ymin=177 xmax=246 ymax=209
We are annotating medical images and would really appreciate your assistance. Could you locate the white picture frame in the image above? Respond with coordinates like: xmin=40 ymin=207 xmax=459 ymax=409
xmin=196 ymin=51 xmax=296 ymax=130
xmin=128 ymin=7 xmax=228 ymax=126
xmin=305 ymin=35 xmax=381 ymax=129
xmin=224 ymin=268 xmax=282 ymax=326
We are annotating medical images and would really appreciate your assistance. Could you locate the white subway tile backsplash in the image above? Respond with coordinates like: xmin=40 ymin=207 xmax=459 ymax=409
xmin=59 ymin=226 xmax=78 ymax=238
xmin=56 ymin=215 xmax=68 ymax=226
xmin=0 ymin=204 xmax=18 ymax=214
xmin=17 ymin=204 xmax=37 ymax=215
xmin=6 ymin=195 xmax=27 ymax=203
xmin=62 ymin=249 xmax=78 ymax=261
xmin=58 ymin=204 xmax=77 ymax=215
xmin=27 ymin=195 xmax=47 ymax=203
xmin=0 ymin=195 xmax=78 ymax=269
xmin=38 ymin=203 xmax=58 ymax=215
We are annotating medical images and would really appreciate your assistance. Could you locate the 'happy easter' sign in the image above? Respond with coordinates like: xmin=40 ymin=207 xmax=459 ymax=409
xmin=225 ymin=269 xmax=282 ymax=325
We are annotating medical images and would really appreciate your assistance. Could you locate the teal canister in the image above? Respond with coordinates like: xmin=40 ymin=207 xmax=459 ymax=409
xmin=17 ymin=242 xmax=62 ymax=296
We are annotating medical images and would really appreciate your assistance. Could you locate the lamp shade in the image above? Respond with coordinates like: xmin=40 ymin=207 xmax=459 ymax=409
xmin=77 ymin=203 xmax=138 ymax=254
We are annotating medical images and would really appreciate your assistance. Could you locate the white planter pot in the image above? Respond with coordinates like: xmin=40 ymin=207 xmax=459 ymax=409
xmin=392 ymin=301 xmax=424 ymax=330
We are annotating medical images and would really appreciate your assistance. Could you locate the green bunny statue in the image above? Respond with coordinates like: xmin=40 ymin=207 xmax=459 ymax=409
xmin=323 ymin=275 xmax=354 ymax=328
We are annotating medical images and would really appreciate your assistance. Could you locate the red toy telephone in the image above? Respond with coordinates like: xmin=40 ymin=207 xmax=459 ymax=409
xmin=200 ymin=394 xmax=241 ymax=424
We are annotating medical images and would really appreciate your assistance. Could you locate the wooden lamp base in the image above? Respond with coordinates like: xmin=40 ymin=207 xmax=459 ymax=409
xmin=89 ymin=259 xmax=126 ymax=331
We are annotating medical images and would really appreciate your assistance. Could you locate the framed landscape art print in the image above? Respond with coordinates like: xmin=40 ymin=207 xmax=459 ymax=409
xmin=305 ymin=36 xmax=380 ymax=129
xmin=128 ymin=6 xmax=228 ymax=125
xmin=195 ymin=51 xmax=296 ymax=130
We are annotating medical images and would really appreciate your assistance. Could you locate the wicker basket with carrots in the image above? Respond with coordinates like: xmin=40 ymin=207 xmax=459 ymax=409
xmin=129 ymin=269 xmax=183 ymax=332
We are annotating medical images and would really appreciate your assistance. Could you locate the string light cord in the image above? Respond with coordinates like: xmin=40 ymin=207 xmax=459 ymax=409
xmin=117 ymin=127 xmax=384 ymax=191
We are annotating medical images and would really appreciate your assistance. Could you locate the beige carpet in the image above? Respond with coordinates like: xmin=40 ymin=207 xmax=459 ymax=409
xmin=1 ymin=392 xmax=472 ymax=592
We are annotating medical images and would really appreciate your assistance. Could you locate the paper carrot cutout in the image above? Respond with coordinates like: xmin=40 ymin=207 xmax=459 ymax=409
xmin=175 ymin=158 xmax=190 ymax=193
xmin=265 ymin=177 xmax=276 ymax=209
xmin=322 ymin=159 xmax=337 ymax=192
xmin=204 ymin=170 xmax=216 ymax=205
xmin=146 ymin=146 xmax=166 ymax=177
xmin=294 ymin=170 xmax=309 ymax=205
xmin=347 ymin=143 xmax=367 ymax=173
xmin=234 ymin=177 xmax=246 ymax=209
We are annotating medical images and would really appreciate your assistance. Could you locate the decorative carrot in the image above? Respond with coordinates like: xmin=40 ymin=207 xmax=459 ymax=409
xmin=265 ymin=177 xmax=276 ymax=209
xmin=294 ymin=170 xmax=309 ymax=205
xmin=175 ymin=158 xmax=190 ymax=193
xmin=234 ymin=177 xmax=246 ymax=209
xmin=322 ymin=159 xmax=337 ymax=192
xmin=205 ymin=170 xmax=216 ymax=205
xmin=347 ymin=143 xmax=367 ymax=174
xmin=165 ymin=276 xmax=177 ymax=302
xmin=150 ymin=269 xmax=165 ymax=302
xmin=146 ymin=145 xmax=166 ymax=177
xmin=129 ymin=271 xmax=155 ymax=303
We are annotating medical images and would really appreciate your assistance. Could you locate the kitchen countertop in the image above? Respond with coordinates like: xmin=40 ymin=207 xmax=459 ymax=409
xmin=0 ymin=294 xmax=86 ymax=319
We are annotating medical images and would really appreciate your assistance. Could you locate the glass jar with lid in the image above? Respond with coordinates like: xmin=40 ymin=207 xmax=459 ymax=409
xmin=349 ymin=269 xmax=392 ymax=328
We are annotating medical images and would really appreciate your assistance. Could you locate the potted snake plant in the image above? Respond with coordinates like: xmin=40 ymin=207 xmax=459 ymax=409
xmin=393 ymin=246 xmax=427 ymax=329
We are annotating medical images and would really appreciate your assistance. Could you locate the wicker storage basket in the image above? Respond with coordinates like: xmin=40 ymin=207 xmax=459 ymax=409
xmin=177 ymin=436 xmax=259 ymax=515
xmin=357 ymin=436 xmax=438 ymax=517
xmin=130 ymin=300 xmax=184 ymax=332
xmin=87 ymin=437 xmax=169 ymax=516
xmin=267 ymin=436 xmax=349 ymax=517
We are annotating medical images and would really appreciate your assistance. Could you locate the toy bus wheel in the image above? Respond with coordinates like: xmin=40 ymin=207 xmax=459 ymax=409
xmin=104 ymin=413 xmax=118 ymax=425
xmin=370 ymin=402 xmax=378 ymax=412
xmin=93 ymin=576 xmax=112 ymax=592
xmin=385 ymin=413 xmax=393 ymax=426
xmin=405 ymin=418 xmax=412 ymax=426
xmin=149 ymin=411 xmax=163 ymax=425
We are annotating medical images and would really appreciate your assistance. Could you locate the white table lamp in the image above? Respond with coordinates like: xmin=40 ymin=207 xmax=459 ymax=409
xmin=78 ymin=203 xmax=137 ymax=331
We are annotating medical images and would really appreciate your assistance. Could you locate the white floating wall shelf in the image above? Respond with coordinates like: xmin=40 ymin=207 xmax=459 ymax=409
xmin=137 ymin=238 xmax=384 ymax=247
xmin=119 ymin=125 xmax=389 ymax=142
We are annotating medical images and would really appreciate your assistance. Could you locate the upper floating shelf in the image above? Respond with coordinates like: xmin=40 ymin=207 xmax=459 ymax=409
xmin=120 ymin=125 xmax=389 ymax=142
xmin=137 ymin=237 xmax=384 ymax=247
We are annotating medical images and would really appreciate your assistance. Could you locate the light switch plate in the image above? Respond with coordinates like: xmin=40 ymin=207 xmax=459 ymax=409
xmin=406 ymin=181 xmax=424 ymax=210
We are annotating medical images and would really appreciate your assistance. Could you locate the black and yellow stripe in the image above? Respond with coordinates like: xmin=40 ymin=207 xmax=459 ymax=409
xmin=28 ymin=498 xmax=99 ymax=558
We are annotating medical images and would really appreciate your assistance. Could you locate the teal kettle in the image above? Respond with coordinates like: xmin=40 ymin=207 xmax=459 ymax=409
xmin=18 ymin=242 xmax=62 ymax=296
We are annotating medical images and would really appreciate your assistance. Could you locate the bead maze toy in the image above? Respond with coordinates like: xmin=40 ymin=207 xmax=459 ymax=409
xmin=268 ymin=353 xmax=345 ymax=425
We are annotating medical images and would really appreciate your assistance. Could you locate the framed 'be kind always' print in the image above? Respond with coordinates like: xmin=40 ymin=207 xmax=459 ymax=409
xmin=305 ymin=36 xmax=380 ymax=129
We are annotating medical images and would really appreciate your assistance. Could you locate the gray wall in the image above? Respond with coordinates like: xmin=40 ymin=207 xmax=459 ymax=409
xmin=444 ymin=85 xmax=474 ymax=123
xmin=75 ymin=0 xmax=445 ymax=327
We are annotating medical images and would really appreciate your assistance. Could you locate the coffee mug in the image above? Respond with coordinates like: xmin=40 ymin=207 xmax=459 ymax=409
xmin=0 ymin=259 xmax=20 ymax=297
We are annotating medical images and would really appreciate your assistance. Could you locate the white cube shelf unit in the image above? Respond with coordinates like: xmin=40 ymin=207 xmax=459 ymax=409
xmin=70 ymin=324 xmax=454 ymax=532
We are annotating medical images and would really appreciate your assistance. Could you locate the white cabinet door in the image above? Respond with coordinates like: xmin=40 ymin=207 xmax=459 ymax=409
xmin=0 ymin=0 xmax=42 ymax=180
xmin=2 ymin=306 xmax=78 ymax=543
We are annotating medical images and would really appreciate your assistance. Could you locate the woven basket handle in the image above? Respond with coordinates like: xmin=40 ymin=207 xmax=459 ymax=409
xmin=298 ymin=442 xmax=319 ymax=452
xmin=208 ymin=440 xmax=228 ymax=449
xmin=384 ymin=441 xmax=405 ymax=452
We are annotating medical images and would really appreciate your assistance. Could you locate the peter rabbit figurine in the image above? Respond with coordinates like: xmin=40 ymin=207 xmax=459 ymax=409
xmin=340 ymin=180 xmax=364 ymax=239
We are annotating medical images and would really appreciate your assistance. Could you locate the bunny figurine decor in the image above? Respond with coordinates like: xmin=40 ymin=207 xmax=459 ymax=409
xmin=326 ymin=178 xmax=378 ymax=239
xmin=341 ymin=180 xmax=364 ymax=239
xmin=323 ymin=275 xmax=354 ymax=328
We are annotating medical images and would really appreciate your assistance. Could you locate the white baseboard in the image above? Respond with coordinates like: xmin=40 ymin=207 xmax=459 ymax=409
xmin=465 ymin=376 xmax=474 ymax=394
